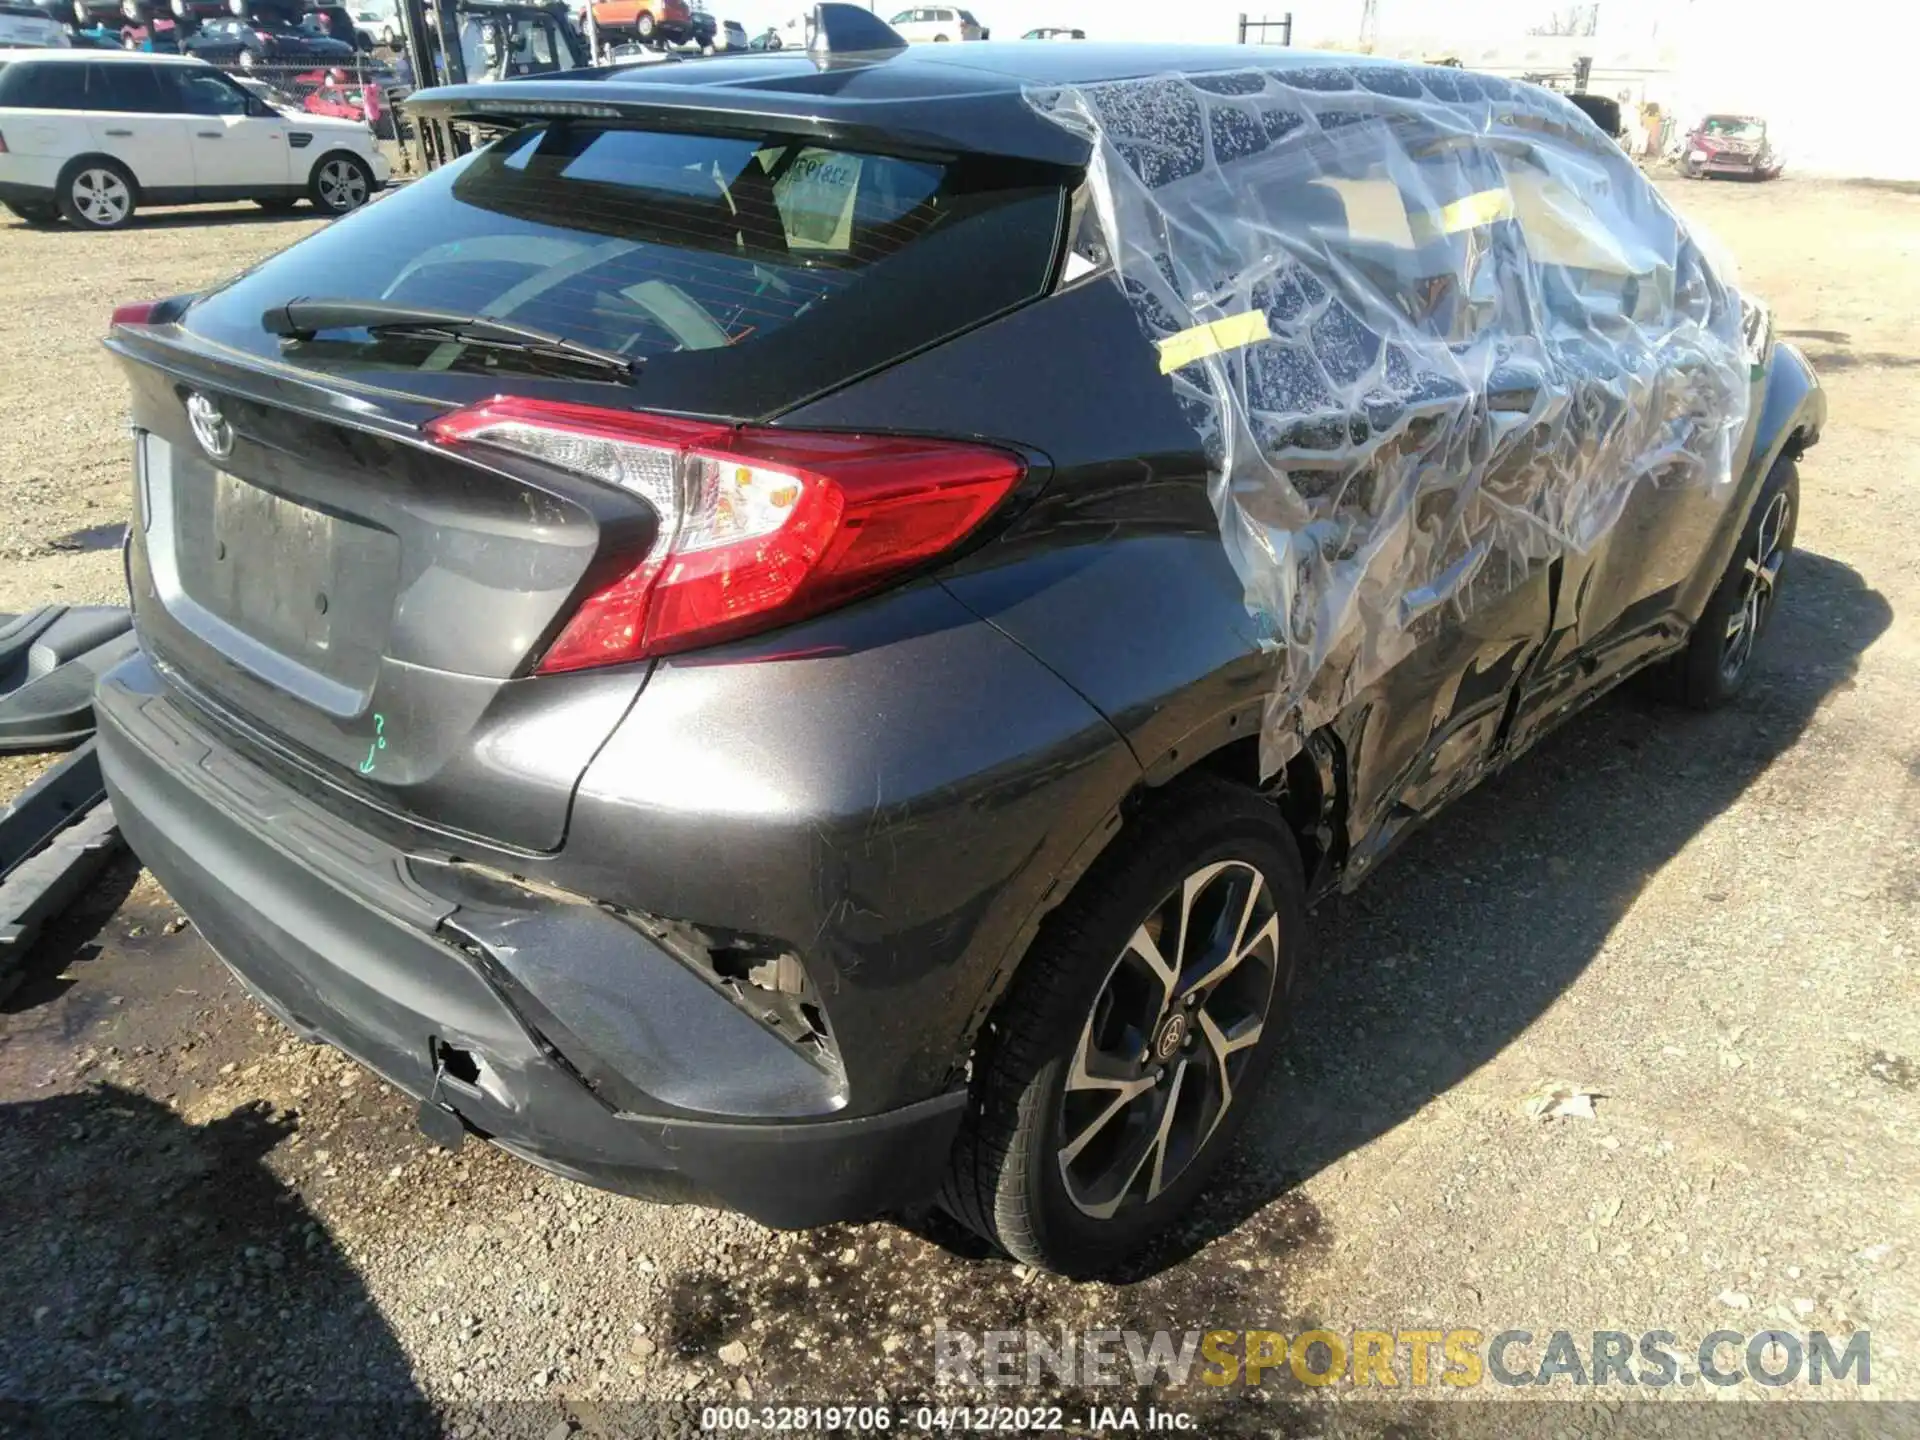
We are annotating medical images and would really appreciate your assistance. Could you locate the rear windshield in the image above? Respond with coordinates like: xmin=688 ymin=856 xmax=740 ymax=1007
xmin=182 ymin=122 xmax=1066 ymax=418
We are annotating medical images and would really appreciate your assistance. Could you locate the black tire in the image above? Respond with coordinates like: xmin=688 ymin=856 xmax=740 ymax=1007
xmin=942 ymin=776 xmax=1307 ymax=1275
xmin=56 ymin=157 xmax=138 ymax=230
xmin=3 ymin=199 xmax=60 ymax=226
xmin=308 ymin=151 xmax=373 ymax=215
xmin=635 ymin=10 xmax=653 ymax=36
xmin=1652 ymin=454 xmax=1799 ymax=709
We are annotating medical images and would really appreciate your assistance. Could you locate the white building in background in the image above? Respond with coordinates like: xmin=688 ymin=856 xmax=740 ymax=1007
xmin=1655 ymin=0 xmax=1914 ymax=181
xmin=722 ymin=0 xmax=1911 ymax=180
xmin=1366 ymin=0 xmax=1915 ymax=181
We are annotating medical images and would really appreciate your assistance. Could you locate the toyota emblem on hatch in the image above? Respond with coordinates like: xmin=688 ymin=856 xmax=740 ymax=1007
xmin=186 ymin=392 xmax=233 ymax=461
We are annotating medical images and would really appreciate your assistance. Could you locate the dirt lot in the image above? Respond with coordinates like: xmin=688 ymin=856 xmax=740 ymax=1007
xmin=2 ymin=178 xmax=1917 ymax=1435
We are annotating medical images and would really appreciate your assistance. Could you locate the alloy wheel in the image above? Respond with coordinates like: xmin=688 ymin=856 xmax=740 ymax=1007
xmin=1721 ymin=489 xmax=1791 ymax=684
xmin=316 ymin=159 xmax=368 ymax=212
xmin=70 ymin=169 xmax=132 ymax=227
xmin=1057 ymin=859 xmax=1280 ymax=1219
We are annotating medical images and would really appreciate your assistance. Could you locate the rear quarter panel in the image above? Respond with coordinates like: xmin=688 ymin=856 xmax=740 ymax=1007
xmin=787 ymin=278 xmax=1268 ymax=783
xmin=564 ymin=580 xmax=1141 ymax=1113
xmin=0 ymin=106 xmax=90 ymax=174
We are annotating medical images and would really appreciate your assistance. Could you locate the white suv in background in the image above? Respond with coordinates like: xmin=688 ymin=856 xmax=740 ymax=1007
xmin=0 ymin=50 xmax=389 ymax=230
xmin=885 ymin=6 xmax=983 ymax=41
xmin=355 ymin=0 xmax=402 ymax=48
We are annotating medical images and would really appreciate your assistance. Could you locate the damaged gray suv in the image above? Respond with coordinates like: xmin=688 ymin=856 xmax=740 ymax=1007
xmin=97 ymin=35 xmax=1824 ymax=1274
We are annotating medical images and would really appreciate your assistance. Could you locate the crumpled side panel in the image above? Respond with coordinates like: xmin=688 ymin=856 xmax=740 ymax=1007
xmin=1027 ymin=64 xmax=1751 ymax=775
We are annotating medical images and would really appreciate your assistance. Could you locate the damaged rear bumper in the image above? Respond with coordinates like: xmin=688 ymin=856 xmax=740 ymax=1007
xmin=95 ymin=651 xmax=964 ymax=1227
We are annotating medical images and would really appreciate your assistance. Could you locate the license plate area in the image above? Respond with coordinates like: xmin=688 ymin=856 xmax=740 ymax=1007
xmin=205 ymin=469 xmax=344 ymax=658
xmin=146 ymin=435 xmax=400 ymax=711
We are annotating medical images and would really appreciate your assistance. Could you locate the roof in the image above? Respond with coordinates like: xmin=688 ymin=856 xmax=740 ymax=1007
xmin=591 ymin=41 xmax=1429 ymax=92
xmin=405 ymin=41 xmax=1460 ymax=167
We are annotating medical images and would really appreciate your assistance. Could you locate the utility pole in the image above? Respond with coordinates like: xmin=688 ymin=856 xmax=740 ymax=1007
xmin=1358 ymin=0 xmax=1378 ymax=51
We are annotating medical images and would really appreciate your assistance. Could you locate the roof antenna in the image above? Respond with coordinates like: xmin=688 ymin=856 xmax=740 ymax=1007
xmin=806 ymin=1 xmax=908 ymax=62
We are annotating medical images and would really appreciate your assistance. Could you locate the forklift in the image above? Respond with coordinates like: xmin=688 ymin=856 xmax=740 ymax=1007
xmin=392 ymin=0 xmax=589 ymax=167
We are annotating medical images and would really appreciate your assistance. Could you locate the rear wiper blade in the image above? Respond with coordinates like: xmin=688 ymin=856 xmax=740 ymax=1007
xmin=261 ymin=298 xmax=641 ymax=379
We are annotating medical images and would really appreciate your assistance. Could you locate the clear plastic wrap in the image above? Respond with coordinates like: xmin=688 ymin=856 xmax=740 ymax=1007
xmin=1027 ymin=61 xmax=1752 ymax=774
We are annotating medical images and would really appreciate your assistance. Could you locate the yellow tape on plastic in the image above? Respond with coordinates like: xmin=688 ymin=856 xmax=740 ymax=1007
xmin=1409 ymin=186 xmax=1515 ymax=242
xmin=1155 ymin=310 xmax=1273 ymax=374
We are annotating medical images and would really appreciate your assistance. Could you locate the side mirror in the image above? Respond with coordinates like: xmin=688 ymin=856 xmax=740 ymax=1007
xmin=249 ymin=97 xmax=276 ymax=117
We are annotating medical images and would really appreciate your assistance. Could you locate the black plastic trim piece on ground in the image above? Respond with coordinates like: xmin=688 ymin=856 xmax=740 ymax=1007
xmin=0 ymin=742 xmax=123 ymax=1000
xmin=0 ymin=604 xmax=136 ymax=753
xmin=0 ymin=741 xmax=106 ymax=871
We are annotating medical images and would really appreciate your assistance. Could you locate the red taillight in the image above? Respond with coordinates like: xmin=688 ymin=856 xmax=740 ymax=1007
xmin=0 ymin=131 xmax=9 ymax=155
xmin=427 ymin=397 xmax=1024 ymax=673
xmin=110 ymin=300 xmax=159 ymax=326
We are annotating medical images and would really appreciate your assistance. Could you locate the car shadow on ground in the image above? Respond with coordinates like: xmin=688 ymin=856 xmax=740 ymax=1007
xmin=1 ymin=207 xmax=323 ymax=236
xmin=0 ymin=1083 xmax=436 ymax=1436
xmin=120 ymin=206 xmax=329 ymax=232
xmin=1092 ymin=547 xmax=1892 ymax=1280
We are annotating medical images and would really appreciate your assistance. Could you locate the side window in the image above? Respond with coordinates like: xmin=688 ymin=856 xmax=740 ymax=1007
xmin=886 ymin=9 xmax=911 ymax=22
xmin=1249 ymin=152 xmax=1503 ymax=342
xmin=0 ymin=62 xmax=85 ymax=110
xmin=166 ymin=68 xmax=252 ymax=116
xmin=86 ymin=62 xmax=166 ymax=114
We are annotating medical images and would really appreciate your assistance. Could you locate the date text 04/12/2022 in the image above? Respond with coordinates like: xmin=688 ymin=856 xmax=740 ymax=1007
xmin=699 ymin=1405 xmax=1195 ymax=1431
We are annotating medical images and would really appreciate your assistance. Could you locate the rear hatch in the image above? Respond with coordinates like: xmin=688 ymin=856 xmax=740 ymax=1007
xmin=109 ymin=111 xmax=1067 ymax=851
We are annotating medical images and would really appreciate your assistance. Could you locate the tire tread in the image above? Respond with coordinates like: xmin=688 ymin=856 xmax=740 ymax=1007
xmin=940 ymin=775 xmax=1302 ymax=1270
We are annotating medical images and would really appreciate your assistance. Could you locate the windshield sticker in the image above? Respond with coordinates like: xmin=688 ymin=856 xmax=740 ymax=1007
xmin=773 ymin=149 xmax=864 ymax=251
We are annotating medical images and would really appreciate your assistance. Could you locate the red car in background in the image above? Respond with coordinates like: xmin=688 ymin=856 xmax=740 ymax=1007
xmin=299 ymin=67 xmax=392 ymax=138
xmin=588 ymin=0 xmax=688 ymax=42
xmin=1679 ymin=114 xmax=1783 ymax=179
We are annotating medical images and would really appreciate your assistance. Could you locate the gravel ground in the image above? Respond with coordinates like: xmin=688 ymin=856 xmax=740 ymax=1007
xmin=1 ymin=179 xmax=1916 ymax=1436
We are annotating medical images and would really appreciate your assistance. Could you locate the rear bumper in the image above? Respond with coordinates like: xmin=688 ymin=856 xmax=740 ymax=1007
xmin=0 ymin=173 xmax=59 ymax=207
xmin=96 ymin=652 xmax=965 ymax=1226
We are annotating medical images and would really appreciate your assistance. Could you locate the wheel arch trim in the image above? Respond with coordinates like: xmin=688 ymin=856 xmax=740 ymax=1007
xmin=56 ymin=152 xmax=142 ymax=202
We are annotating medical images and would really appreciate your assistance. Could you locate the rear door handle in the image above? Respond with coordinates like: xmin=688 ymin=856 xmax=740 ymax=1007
xmin=104 ymin=128 xmax=133 ymax=137
xmin=197 ymin=130 xmax=223 ymax=139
